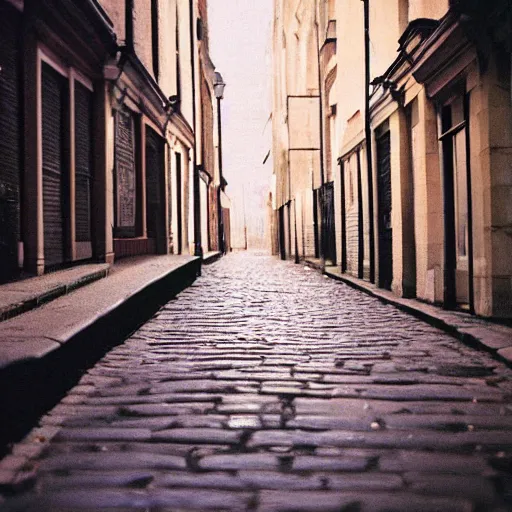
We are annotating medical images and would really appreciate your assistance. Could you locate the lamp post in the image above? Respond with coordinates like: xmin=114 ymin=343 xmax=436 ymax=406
xmin=214 ymin=72 xmax=226 ymax=254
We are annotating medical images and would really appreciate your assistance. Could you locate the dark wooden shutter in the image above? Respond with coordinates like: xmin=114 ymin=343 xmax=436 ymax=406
xmin=42 ymin=63 xmax=67 ymax=268
xmin=74 ymin=81 xmax=93 ymax=246
xmin=0 ymin=4 xmax=21 ymax=281
xmin=175 ymin=153 xmax=182 ymax=254
xmin=377 ymin=131 xmax=392 ymax=290
xmin=145 ymin=127 xmax=164 ymax=240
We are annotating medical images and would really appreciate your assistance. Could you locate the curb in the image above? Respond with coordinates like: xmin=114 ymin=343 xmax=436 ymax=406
xmin=303 ymin=260 xmax=512 ymax=368
xmin=0 ymin=267 xmax=110 ymax=323
xmin=203 ymin=251 xmax=222 ymax=265
xmin=0 ymin=258 xmax=200 ymax=453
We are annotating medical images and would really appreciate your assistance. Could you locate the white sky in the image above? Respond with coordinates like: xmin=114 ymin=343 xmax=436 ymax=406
xmin=208 ymin=0 xmax=273 ymax=248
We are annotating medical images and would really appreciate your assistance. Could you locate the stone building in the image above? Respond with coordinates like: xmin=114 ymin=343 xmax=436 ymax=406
xmin=271 ymin=0 xmax=512 ymax=319
xmin=0 ymin=0 xmax=225 ymax=282
xmin=272 ymin=0 xmax=322 ymax=262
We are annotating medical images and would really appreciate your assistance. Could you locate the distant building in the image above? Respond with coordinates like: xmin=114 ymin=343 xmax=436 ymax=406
xmin=271 ymin=0 xmax=512 ymax=319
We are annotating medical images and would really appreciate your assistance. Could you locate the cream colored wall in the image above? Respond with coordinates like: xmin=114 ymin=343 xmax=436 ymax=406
xmin=99 ymin=0 xmax=126 ymax=45
xmin=345 ymin=152 xmax=359 ymax=276
xmin=408 ymin=0 xmax=449 ymax=21
xmin=369 ymin=0 xmax=408 ymax=80
xmin=414 ymin=90 xmax=443 ymax=303
xmin=487 ymin=60 xmax=512 ymax=318
xmin=177 ymin=0 xmax=194 ymax=127
xmin=133 ymin=0 xmax=154 ymax=76
xmin=336 ymin=0 xmax=364 ymax=153
xmin=470 ymin=55 xmax=512 ymax=317
xmin=157 ymin=0 xmax=178 ymax=98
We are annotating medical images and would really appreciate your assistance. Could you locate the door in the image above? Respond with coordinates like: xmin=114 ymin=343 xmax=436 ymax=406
xmin=0 ymin=3 xmax=22 ymax=282
xmin=74 ymin=81 xmax=93 ymax=260
xmin=322 ymin=181 xmax=336 ymax=265
xmin=313 ymin=189 xmax=320 ymax=258
xmin=175 ymin=153 xmax=183 ymax=254
xmin=145 ymin=126 xmax=165 ymax=253
xmin=377 ymin=131 xmax=392 ymax=290
xmin=440 ymin=95 xmax=472 ymax=311
xmin=42 ymin=63 xmax=68 ymax=269
xmin=278 ymin=206 xmax=285 ymax=260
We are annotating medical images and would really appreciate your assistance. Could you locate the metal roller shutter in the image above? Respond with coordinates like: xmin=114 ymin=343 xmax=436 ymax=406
xmin=42 ymin=63 xmax=67 ymax=268
xmin=0 ymin=4 xmax=22 ymax=282
xmin=145 ymin=127 xmax=164 ymax=240
xmin=74 ymin=81 xmax=93 ymax=248
xmin=377 ymin=131 xmax=392 ymax=290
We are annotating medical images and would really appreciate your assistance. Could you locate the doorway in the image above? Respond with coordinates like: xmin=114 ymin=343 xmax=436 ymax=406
xmin=439 ymin=93 xmax=473 ymax=312
xmin=42 ymin=62 xmax=68 ymax=269
xmin=376 ymin=130 xmax=392 ymax=290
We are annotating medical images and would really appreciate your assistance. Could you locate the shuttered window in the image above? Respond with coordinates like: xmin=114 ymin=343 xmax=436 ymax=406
xmin=145 ymin=126 xmax=164 ymax=239
xmin=0 ymin=4 xmax=21 ymax=281
xmin=74 ymin=81 xmax=93 ymax=244
xmin=114 ymin=108 xmax=137 ymax=237
xmin=42 ymin=62 xmax=67 ymax=268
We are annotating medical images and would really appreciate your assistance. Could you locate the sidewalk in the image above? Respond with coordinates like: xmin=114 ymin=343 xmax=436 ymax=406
xmin=305 ymin=259 xmax=512 ymax=366
xmin=0 ymin=254 xmax=200 ymax=449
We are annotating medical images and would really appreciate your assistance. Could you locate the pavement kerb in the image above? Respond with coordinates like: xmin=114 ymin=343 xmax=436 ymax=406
xmin=0 ymin=266 xmax=110 ymax=323
xmin=203 ymin=251 xmax=222 ymax=265
xmin=0 ymin=256 xmax=201 ymax=452
xmin=302 ymin=260 xmax=512 ymax=368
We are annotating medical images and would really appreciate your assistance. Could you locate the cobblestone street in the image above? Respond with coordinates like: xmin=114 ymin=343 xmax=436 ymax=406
xmin=2 ymin=253 xmax=512 ymax=511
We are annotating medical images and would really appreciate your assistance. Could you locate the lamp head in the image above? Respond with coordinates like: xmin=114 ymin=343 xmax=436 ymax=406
xmin=214 ymin=72 xmax=226 ymax=99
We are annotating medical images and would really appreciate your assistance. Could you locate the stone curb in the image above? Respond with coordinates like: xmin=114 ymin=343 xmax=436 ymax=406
xmin=0 ymin=266 xmax=111 ymax=323
xmin=0 ymin=257 xmax=201 ymax=452
xmin=203 ymin=251 xmax=222 ymax=265
xmin=303 ymin=261 xmax=512 ymax=367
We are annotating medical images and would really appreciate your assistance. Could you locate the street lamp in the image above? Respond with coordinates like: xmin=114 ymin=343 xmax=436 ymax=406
xmin=214 ymin=72 xmax=226 ymax=254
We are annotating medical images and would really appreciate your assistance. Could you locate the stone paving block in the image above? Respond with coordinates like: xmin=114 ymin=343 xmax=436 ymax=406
xmin=38 ymin=452 xmax=186 ymax=471
xmin=198 ymin=454 xmax=281 ymax=471
xmin=152 ymin=428 xmax=242 ymax=444
xmin=118 ymin=403 xmax=216 ymax=417
xmin=324 ymin=473 xmax=403 ymax=491
xmin=379 ymin=451 xmax=493 ymax=474
xmin=287 ymin=415 xmax=377 ymax=431
xmin=54 ymin=428 xmax=152 ymax=442
xmin=154 ymin=471 xmax=246 ymax=489
xmin=404 ymin=473 xmax=498 ymax=504
xmin=291 ymin=456 xmax=369 ymax=471
xmin=150 ymin=488 xmax=254 ymax=510
xmin=239 ymin=471 xmax=322 ymax=490
xmin=38 ymin=470 xmax=156 ymax=490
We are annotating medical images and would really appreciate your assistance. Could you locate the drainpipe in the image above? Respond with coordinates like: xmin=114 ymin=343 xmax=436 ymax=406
xmin=216 ymin=96 xmax=225 ymax=254
xmin=189 ymin=0 xmax=202 ymax=258
xmin=315 ymin=8 xmax=326 ymax=269
xmin=362 ymin=0 xmax=375 ymax=283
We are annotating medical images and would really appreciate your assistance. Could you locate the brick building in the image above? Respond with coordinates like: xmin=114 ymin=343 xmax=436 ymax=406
xmin=0 ymin=0 xmax=227 ymax=282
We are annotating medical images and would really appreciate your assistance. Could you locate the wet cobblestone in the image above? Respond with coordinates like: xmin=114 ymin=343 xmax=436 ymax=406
xmin=1 ymin=253 xmax=512 ymax=511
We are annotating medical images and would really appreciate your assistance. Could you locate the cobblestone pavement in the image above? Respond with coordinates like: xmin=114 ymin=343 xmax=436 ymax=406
xmin=1 ymin=253 xmax=512 ymax=511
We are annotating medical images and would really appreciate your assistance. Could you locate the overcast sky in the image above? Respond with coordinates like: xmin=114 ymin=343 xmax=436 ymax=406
xmin=208 ymin=0 xmax=273 ymax=248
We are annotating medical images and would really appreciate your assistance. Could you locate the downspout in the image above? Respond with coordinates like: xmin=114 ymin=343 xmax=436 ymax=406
xmin=362 ymin=0 xmax=375 ymax=283
xmin=189 ymin=0 xmax=202 ymax=258
xmin=315 ymin=9 xmax=326 ymax=268
xmin=216 ymin=96 xmax=225 ymax=254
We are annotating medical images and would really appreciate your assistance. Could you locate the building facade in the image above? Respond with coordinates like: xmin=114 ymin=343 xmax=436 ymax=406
xmin=0 ymin=0 xmax=226 ymax=283
xmin=271 ymin=0 xmax=512 ymax=319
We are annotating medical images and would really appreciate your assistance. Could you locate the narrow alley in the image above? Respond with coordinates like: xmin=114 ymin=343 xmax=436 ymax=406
xmin=1 ymin=253 xmax=511 ymax=511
